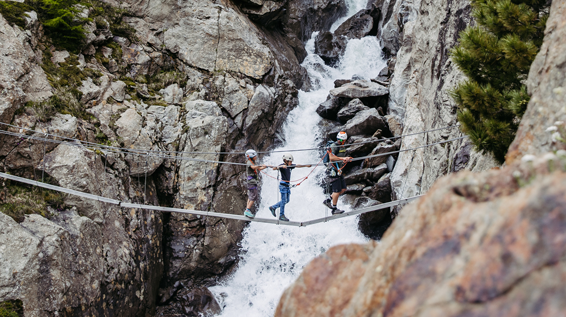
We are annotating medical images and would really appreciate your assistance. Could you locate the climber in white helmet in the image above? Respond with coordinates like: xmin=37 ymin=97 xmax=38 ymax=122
xmin=244 ymin=149 xmax=267 ymax=218
xmin=268 ymin=153 xmax=312 ymax=222
xmin=323 ymin=131 xmax=353 ymax=214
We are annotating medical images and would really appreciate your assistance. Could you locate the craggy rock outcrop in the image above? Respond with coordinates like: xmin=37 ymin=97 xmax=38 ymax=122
xmin=506 ymin=0 xmax=566 ymax=163
xmin=0 ymin=14 xmax=51 ymax=125
xmin=234 ymin=0 xmax=348 ymax=62
xmin=0 ymin=0 xmax=350 ymax=314
xmin=315 ymin=6 xmax=380 ymax=64
xmin=382 ymin=0 xmax=498 ymax=208
xmin=330 ymin=80 xmax=388 ymax=99
xmin=276 ymin=152 xmax=566 ymax=317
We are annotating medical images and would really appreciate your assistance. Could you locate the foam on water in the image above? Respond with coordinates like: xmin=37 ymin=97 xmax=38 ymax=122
xmin=210 ymin=3 xmax=386 ymax=316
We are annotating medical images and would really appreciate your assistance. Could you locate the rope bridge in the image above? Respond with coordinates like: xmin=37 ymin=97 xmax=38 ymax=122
xmin=0 ymin=122 xmax=463 ymax=225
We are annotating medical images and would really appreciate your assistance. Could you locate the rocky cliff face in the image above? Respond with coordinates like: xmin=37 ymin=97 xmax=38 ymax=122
xmin=506 ymin=0 xmax=566 ymax=164
xmin=309 ymin=0 xmax=499 ymax=238
xmin=375 ymin=0 xmax=498 ymax=207
xmin=0 ymin=0 xmax=348 ymax=315
xmin=276 ymin=0 xmax=566 ymax=315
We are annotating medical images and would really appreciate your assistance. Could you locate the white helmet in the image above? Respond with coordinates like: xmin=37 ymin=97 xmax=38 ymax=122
xmin=337 ymin=131 xmax=348 ymax=141
xmin=245 ymin=149 xmax=257 ymax=159
xmin=282 ymin=153 xmax=294 ymax=162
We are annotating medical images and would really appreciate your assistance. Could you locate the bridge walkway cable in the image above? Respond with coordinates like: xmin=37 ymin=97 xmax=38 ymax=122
xmin=0 ymin=171 xmax=422 ymax=227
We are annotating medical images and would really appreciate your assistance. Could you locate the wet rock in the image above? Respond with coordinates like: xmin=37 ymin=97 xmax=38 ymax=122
xmin=345 ymin=183 xmax=366 ymax=195
xmin=341 ymin=108 xmax=388 ymax=137
xmin=364 ymin=142 xmax=399 ymax=168
xmin=344 ymin=164 xmax=388 ymax=185
xmin=335 ymin=7 xmax=379 ymax=39
xmin=316 ymin=95 xmax=345 ymax=120
xmin=334 ymin=79 xmax=352 ymax=88
xmin=314 ymin=31 xmax=347 ymax=66
xmin=317 ymin=118 xmax=342 ymax=141
xmin=354 ymin=196 xmax=391 ymax=240
xmin=281 ymin=0 xmax=347 ymax=61
xmin=344 ymin=136 xmax=380 ymax=157
xmin=156 ymin=286 xmax=221 ymax=317
xmin=160 ymin=84 xmax=184 ymax=105
xmin=241 ymin=1 xmax=287 ymax=26
xmin=336 ymin=98 xmax=370 ymax=124
xmin=367 ymin=173 xmax=391 ymax=202
xmin=330 ymin=80 xmax=388 ymax=99
xmin=314 ymin=7 xmax=380 ymax=64
xmin=276 ymin=153 xmax=566 ymax=317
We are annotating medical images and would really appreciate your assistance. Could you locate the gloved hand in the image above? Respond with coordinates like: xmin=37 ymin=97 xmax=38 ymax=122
xmin=290 ymin=184 xmax=297 ymax=188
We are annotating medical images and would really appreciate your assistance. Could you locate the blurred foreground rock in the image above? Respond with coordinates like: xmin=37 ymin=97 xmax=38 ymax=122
xmin=276 ymin=152 xmax=566 ymax=317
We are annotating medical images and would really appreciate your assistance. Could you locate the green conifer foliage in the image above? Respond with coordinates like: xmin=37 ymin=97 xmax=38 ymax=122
xmin=450 ymin=0 xmax=549 ymax=162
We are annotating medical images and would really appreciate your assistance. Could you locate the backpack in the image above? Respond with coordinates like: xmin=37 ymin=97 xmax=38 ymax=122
xmin=323 ymin=141 xmax=340 ymax=174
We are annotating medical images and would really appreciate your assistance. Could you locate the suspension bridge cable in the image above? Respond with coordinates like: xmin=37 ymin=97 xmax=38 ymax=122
xmin=0 ymin=121 xmax=459 ymax=155
xmin=0 ymin=171 xmax=422 ymax=227
xmin=0 ymin=129 xmax=466 ymax=169
xmin=349 ymin=136 xmax=466 ymax=162
xmin=0 ymin=129 xmax=466 ymax=167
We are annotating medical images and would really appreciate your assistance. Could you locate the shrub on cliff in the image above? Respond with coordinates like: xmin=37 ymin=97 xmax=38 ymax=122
xmin=451 ymin=0 xmax=550 ymax=163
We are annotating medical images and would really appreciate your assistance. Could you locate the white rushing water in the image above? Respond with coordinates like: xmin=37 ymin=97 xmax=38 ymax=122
xmin=210 ymin=4 xmax=387 ymax=316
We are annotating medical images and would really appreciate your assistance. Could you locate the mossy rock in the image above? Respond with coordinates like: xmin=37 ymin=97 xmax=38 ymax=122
xmin=0 ymin=300 xmax=23 ymax=317
xmin=0 ymin=181 xmax=65 ymax=222
xmin=0 ymin=1 xmax=33 ymax=28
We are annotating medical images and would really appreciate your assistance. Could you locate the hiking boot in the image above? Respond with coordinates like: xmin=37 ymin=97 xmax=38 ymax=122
xmin=331 ymin=207 xmax=344 ymax=215
xmin=269 ymin=206 xmax=277 ymax=217
xmin=244 ymin=209 xmax=255 ymax=218
xmin=322 ymin=198 xmax=333 ymax=209
xmin=279 ymin=214 xmax=290 ymax=222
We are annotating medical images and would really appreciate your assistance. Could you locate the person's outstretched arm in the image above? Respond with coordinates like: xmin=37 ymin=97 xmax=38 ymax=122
xmin=328 ymin=151 xmax=353 ymax=163
xmin=251 ymin=164 xmax=267 ymax=171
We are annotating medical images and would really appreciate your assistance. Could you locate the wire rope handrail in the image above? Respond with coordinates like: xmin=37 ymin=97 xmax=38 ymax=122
xmin=0 ymin=121 xmax=459 ymax=155
xmin=0 ymin=129 xmax=466 ymax=167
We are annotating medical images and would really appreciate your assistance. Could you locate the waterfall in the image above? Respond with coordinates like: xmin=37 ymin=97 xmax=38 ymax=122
xmin=210 ymin=3 xmax=387 ymax=316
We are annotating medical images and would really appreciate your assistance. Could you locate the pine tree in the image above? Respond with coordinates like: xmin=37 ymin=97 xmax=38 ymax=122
xmin=450 ymin=0 xmax=550 ymax=163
